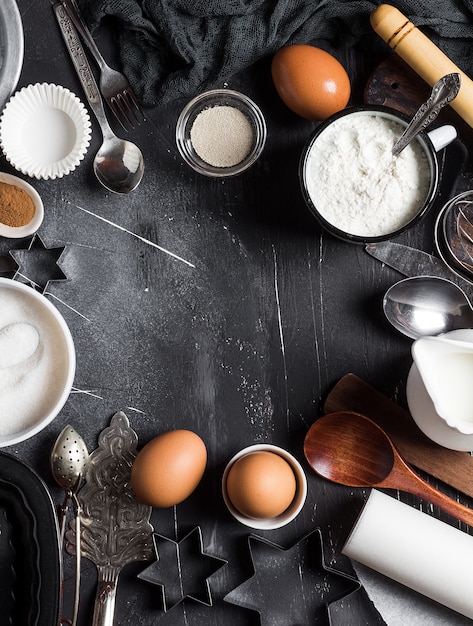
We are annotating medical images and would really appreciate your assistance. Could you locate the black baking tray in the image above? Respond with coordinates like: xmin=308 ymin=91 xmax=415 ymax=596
xmin=0 ymin=452 xmax=60 ymax=626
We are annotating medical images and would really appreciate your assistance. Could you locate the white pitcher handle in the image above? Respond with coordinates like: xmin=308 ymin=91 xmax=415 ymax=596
xmin=427 ymin=124 xmax=457 ymax=152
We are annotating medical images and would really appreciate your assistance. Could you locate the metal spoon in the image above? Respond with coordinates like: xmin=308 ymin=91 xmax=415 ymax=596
xmin=51 ymin=424 xmax=89 ymax=534
xmin=54 ymin=4 xmax=144 ymax=194
xmin=303 ymin=411 xmax=473 ymax=527
xmin=392 ymin=72 xmax=461 ymax=156
xmin=51 ymin=424 xmax=89 ymax=626
xmin=383 ymin=275 xmax=473 ymax=339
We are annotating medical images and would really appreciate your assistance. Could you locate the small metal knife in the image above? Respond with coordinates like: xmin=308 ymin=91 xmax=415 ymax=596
xmin=365 ymin=240 xmax=473 ymax=299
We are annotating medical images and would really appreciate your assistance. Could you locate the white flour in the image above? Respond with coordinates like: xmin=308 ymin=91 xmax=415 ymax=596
xmin=304 ymin=114 xmax=431 ymax=237
xmin=0 ymin=288 xmax=70 ymax=436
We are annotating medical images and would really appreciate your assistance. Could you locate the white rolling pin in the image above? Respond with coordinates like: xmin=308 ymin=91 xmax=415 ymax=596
xmin=342 ymin=490 xmax=473 ymax=620
xmin=371 ymin=4 xmax=473 ymax=128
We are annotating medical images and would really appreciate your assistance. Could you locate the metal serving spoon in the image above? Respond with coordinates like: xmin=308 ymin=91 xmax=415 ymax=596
xmin=392 ymin=72 xmax=461 ymax=156
xmin=54 ymin=4 xmax=144 ymax=194
xmin=303 ymin=411 xmax=473 ymax=527
xmin=51 ymin=424 xmax=89 ymax=626
xmin=383 ymin=275 xmax=473 ymax=339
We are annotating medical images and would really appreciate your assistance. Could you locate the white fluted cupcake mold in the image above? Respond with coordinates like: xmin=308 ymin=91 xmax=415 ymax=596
xmin=0 ymin=83 xmax=91 ymax=179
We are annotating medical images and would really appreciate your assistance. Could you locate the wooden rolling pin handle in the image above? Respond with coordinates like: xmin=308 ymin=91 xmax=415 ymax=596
xmin=371 ymin=4 xmax=473 ymax=128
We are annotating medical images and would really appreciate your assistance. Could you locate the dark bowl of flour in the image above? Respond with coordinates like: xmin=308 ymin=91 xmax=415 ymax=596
xmin=299 ymin=105 xmax=456 ymax=244
xmin=176 ymin=89 xmax=267 ymax=177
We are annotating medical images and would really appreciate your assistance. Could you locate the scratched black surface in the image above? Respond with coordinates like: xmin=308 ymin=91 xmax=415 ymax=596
xmin=3 ymin=2 xmax=473 ymax=625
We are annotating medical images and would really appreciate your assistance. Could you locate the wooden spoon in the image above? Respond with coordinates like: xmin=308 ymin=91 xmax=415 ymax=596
xmin=303 ymin=411 xmax=473 ymax=527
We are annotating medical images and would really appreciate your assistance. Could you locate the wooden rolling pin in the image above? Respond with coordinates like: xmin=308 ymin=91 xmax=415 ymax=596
xmin=371 ymin=4 xmax=473 ymax=128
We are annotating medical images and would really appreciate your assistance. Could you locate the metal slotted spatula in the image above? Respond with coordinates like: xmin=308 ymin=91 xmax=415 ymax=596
xmin=66 ymin=411 xmax=154 ymax=626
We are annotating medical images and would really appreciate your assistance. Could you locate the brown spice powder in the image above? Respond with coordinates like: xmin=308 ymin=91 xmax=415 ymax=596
xmin=0 ymin=181 xmax=35 ymax=227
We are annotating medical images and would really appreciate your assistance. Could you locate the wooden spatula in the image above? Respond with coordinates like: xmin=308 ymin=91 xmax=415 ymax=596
xmin=323 ymin=374 xmax=473 ymax=499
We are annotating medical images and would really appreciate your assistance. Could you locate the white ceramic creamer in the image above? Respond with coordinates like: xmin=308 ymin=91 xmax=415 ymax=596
xmin=407 ymin=329 xmax=473 ymax=451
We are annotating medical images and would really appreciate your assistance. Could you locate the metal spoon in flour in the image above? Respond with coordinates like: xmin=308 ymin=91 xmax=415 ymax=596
xmin=392 ymin=73 xmax=461 ymax=157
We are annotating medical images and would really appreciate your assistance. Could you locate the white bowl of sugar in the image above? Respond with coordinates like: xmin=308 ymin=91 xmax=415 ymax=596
xmin=176 ymin=89 xmax=267 ymax=177
xmin=0 ymin=278 xmax=75 ymax=446
xmin=299 ymin=105 xmax=456 ymax=243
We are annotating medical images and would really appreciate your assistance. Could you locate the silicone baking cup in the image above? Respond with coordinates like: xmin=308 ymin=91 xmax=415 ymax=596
xmin=0 ymin=83 xmax=91 ymax=179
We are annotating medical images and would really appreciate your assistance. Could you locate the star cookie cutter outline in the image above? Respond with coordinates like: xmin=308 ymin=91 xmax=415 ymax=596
xmin=223 ymin=527 xmax=362 ymax=626
xmin=8 ymin=234 xmax=68 ymax=293
xmin=138 ymin=526 xmax=227 ymax=612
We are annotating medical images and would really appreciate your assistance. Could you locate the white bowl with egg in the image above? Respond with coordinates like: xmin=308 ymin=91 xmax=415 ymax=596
xmin=0 ymin=278 xmax=75 ymax=446
xmin=222 ymin=443 xmax=307 ymax=530
xmin=299 ymin=105 xmax=456 ymax=243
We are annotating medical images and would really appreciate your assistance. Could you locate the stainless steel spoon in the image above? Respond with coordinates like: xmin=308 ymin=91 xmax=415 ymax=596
xmin=392 ymin=72 xmax=461 ymax=156
xmin=51 ymin=424 xmax=89 ymax=535
xmin=51 ymin=424 xmax=89 ymax=626
xmin=383 ymin=275 xmax=473 ymax=339
xmin=54 ymin=4 xmax=144 ymax=194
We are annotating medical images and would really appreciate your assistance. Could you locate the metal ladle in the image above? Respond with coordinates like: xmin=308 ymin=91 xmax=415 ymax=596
xmin=54 ymin=4 xmax=144 ymax=194
xmin=392 ymin=72 xmax=461 ymax=156
xmin=383 ymin=275 xmax=473 ymax=339
xmin=51 ymin=424 xmax=89 ymax=626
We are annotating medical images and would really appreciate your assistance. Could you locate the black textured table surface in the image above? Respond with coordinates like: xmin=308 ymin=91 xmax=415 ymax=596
xmin=4 ymin=1 xmax=473 ymax=625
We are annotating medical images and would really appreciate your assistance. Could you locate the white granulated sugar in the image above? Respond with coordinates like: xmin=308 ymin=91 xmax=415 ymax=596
xmin=0 ymin=289 xmax=69 ymax=436
xmin=190 ymin=105 xmax=254 ymax=168
xmin=305 ymin=115 xmax=431 ymax=237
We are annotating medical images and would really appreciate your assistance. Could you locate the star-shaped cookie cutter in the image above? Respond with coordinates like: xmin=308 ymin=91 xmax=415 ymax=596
xmin=224 ymin=528 xmax=361 ymax=626
xmin=137 ymin=526 xmax=227 ymax=612
xmin=6 ymin=234 xmax=68 ymax=293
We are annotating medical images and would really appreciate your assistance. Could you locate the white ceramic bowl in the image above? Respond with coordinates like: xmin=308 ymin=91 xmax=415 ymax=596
xmin=222 ymin=443 xmax=307 ymax=530
xmin=0 ymin=83 xmax=91 ymax=180
xmin=0 ymin=277 xmax=75 ymax=446
xmin=407 ymin=329 xmax=473 ymax=451
xmin=0 ymin=172 xmax=43 ymax=238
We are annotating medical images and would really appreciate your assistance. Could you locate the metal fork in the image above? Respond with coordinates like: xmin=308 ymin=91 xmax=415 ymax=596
xmin=61 ymin=0 xmax=145 ymax=131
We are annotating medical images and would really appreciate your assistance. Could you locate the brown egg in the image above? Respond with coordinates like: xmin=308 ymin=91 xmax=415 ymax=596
xmin=226 ymin=451 xmax=297 ymax=519
xmin=271 ymin=44 xmax=351 ymax=120
xmin=131 ymin=429 xmax=207 ymax=507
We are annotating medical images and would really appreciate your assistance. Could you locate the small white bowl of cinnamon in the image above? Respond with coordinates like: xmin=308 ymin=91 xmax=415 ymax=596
xmin=0 ymin=172 xmax=44 ymax=239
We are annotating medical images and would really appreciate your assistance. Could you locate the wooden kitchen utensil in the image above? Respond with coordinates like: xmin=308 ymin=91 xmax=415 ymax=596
xmin=323 ymin=373 xmax=473 ymax=499
xmin=371 ymin=4 xmax=473 ymax=128
xmin=304 ymin=411 xmax=473 ymax=527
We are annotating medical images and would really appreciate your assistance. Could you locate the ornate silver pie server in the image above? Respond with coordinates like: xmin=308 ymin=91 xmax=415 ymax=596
xmin=66 ymin=411 xmax=154 ymax=626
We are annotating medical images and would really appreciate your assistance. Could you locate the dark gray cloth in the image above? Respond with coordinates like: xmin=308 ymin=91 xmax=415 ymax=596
xmin=77 ymin=0 xmax=473 ymax=108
